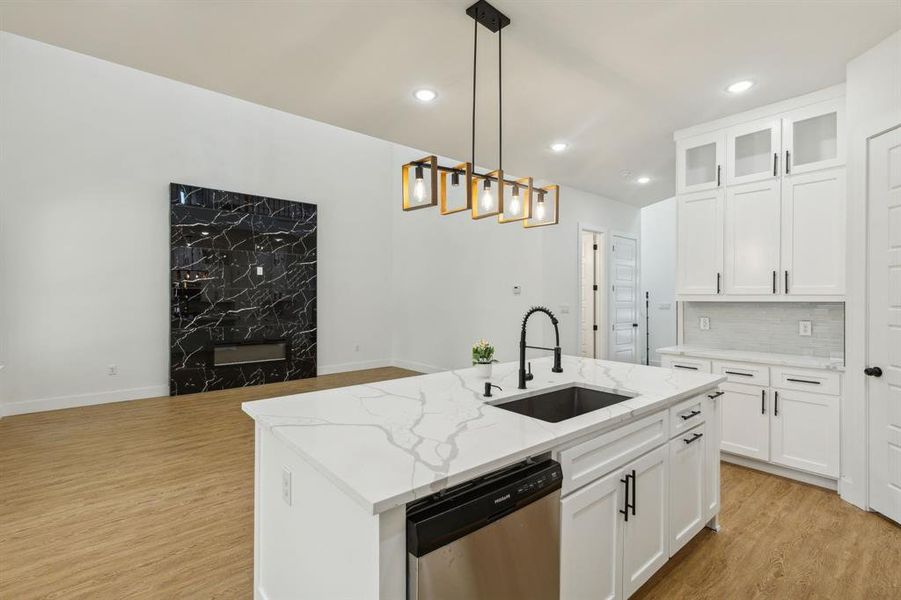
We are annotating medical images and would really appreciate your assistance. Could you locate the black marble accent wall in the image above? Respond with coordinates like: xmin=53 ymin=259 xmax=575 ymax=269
xmin=170 ymin=183 xmax=317 ymax=395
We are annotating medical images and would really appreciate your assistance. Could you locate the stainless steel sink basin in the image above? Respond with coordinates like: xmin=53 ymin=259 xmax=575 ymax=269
xmin=491 ymin=386 xmax=633 ymax=423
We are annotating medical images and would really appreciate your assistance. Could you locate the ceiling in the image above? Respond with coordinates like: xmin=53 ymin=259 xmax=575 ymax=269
xmin=1 ymin=1 xmax=899 ymax=206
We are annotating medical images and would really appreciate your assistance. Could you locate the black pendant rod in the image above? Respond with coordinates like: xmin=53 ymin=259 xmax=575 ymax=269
xmin=498 ymin=26 xmax=502 ymax=172
xmin=471 ymin=18 xmax=477 ymax=167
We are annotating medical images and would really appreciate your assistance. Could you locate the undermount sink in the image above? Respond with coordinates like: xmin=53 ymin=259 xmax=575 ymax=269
xmin=491 ymin=386 xmax=633 ymax=423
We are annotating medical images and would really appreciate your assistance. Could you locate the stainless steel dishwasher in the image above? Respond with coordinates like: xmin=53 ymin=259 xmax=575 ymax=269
xmin=406 ymin=458 xmax=562 ymax=600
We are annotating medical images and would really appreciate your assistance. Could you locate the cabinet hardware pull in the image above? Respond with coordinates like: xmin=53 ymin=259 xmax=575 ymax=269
xmin=786 ymin=378 xmax=820 ymax=385
xmin=785 ymin=270 xmax=789 ymax=294
xmin=630 ymin=469 xmax=636 ymax=516
xmin=619 ymin=473 xmax=630 ymax=521
xmin=674 ymin=364 xmax=698 ymax=370
xmin=680 ymin=409 xmax=702 ymax=420
xmin=708 ymin=391 xmax=725 ymax=399
xmin=717 ymin=165 xmax=721 ymax=187
xmin=774 ymin=391 xmax=779 ymax=416
xmin=683 ymin=432 xmax=704 ymax=445
xmin=725 ymin=370 xmax=753 ymax=377
xmin=772 ymin=270 xmax=777 ymax=294
xmin=785 ymin=150 xmax=791 ymax=174
xmin=773 ymin=152 xmax=778 ymax=176
xmin=761 ymin=389 xmax=766 ymax=415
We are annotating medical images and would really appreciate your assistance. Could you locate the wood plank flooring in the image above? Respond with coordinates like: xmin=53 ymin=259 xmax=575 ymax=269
xmin=2 ymin=367 xmax=899 ymax=599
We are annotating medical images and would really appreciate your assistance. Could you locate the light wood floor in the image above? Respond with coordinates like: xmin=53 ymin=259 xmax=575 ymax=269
xmin=2 ymin=369 xmax=899 ymax=599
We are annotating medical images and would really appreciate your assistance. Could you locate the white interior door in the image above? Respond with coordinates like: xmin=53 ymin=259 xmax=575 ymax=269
xmin=867 ymin=125 xmax=901 ymax=525
xmin=579 ymin=231 xmax=606 ymax=359
xmin=610 ymin=234 xmax=638 ymax=363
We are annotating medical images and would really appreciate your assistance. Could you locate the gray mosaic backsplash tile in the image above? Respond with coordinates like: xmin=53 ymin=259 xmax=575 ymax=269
xmin=682 ymin=302 xmax=844 ymax=358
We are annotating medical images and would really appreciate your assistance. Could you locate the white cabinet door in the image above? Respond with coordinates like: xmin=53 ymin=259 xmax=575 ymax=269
xmin=782 ymin=98 xmax=845 ymax=176
xmin=726 ymin=117 xmax=781 ymax=186
xmin=770 ymin=388 xmax=840 ymax=477
xmin=560 ymin=468 xmax=624 ymax=600
xmin=720 ymin=382 xmax=770 ymax=461
xmin=704 ymin=391 xmax=723 ymax=520
xmin=622 ymin=446 xmax=669 ymax=598
xmin=677 ymin=190 xmax=724 ymax=295
xmin=781 ymin=167 xmax=846 ymax=296
xmin=668 ymin=423 xmax=706 ymax=555
xmin=676 ymin=130 xmax=725 ymax=194
xmin=724 ymin=179 xmax=782 ymax=295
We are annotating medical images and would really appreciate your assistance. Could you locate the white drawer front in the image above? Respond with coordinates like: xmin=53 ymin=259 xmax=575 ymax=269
xmin=558 ymin=411 xmax=668 ymax=496
xmin=661 ymin=356 xmax=712 ymax=373
xmin=771 ymin=366 xmax=841 ymax=396
xmin=713 ymin=360 xmax=770 ymax=386
xmin=669 ymin=394 xmax=707 ymax=437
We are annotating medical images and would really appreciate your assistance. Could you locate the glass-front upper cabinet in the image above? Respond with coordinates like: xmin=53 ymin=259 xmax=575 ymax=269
xmin=725 ymin=118 xmax=781 ymax=186
xmin=676 ymin=130 xmax=725 ymax=194
xmin=782 ymin=98 xmax=844 ymax=176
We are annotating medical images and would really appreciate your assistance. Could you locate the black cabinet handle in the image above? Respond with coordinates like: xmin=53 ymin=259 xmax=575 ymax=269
xmin=774 ymin=391 xmax=779 ymax=416
xmin=725 ymin=370 xmax=753 ymax=377
xmin=786 ymin=378 xmax=820 ymax=385
xmin=772 ymin=270 xmax=777 ymax=294
xmin=785 ymin=270 xmax=789 ymax=294
xmin=708 ymin=391 xmax=725 ymax=399
xmin=717 ymin=164 xmax=721 ymax=187
xmin=785 ymin=150 xmax=791 ymax=174
xmin=680 ymin=409 xmax=702 ymax=420
xmin=717 ymin=272 xmax=721 ymax=294
xmin=630 ymin=469 xmax=636 ymax=516
xmin=683 ymin=432 xmax=704 ymax=445
xmin=773 ymin=152 xmax=778 ymax=176
xmin=619 ymin=472 xmax=631 ymax=521
xmin=674 ymin=364 xmax=699 ymax=370
xmin=761 ymin=389 xmax=766 ymax=415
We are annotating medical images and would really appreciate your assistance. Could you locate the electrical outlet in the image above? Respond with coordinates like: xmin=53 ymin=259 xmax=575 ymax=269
xmin=256 ymin=266 xmax=264 ymax=276
xmin=512 ymin=285 xmax=521 ymax=295
xmin=108 ymin=364 xmax=118 ymax=376
xmin=799 ymin=320 xmax=812 ymax=336
xmin=281 ymin=467 xmax=292 ymax=506
xmin=699 ymin=317 xmax=710 ymax=331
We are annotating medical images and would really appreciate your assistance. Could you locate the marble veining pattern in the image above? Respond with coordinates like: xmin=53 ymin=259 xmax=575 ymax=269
xmin=170 ymin=183 xmax=317 ymax=395
xmin=242 ymin=355 xmax=723 ymax=514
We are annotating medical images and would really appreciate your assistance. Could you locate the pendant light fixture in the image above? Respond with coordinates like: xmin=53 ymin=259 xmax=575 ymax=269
xmin=401 ymin=0 xmax=558 ymax=229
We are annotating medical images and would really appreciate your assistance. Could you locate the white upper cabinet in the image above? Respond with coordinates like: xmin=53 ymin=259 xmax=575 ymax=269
xmin=724 ymin=179 xmax=782 ymax=295
xmin=781 ymin=168 xmax=846 ymax=295
xmin=676 ymin=130 xmax=725 ymax=194
xmin=725 ymin=118 xmax=782 ymax=186
xmin=782 ymin=98 xmax=845 ymax=176
xmin=676 ymin=190 xmax=724 ymax=295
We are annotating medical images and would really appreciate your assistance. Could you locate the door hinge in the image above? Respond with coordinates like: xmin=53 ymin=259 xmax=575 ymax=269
xmin=593 ymin=325 xmax=598 ymax=331
xmin=612 ymin=245 xmax=615 ymax=252
xmin=593 ymin=243 xmax=598 ymax=250
xmin=593 ymin=284 xmax=598 ymax=291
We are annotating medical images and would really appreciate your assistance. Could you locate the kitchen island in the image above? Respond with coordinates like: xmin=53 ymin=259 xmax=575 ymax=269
xmin=242 ymin=355 xmax=724 ymax=599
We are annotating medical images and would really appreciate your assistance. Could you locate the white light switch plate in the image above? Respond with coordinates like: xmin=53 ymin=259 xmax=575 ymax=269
xmin=560 ymin=304 xmax=570 ymax=314
xmin=799 ymin=320 xmax=812 ymax=336
xmin=512 ymin=285 xmax=521 ymax=295
xmin=699 ymin=317 xmax=710 ymax=331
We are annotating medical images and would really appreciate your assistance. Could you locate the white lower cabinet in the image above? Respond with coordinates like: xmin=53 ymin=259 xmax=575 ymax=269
xmin=704 ymin=392 xmax=723 ymax=519
xmin=560 ymin=444 xmax=671 ymax=600
xmin=668 ymin=423 xmax=706 ymax=555
xmin=770 ymin=388 xmax=840 ymax=477
xmin=720 ymin=382 xmax=770 ymax=461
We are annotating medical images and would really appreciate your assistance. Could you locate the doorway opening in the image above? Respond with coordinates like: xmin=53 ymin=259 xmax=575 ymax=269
xmin=579 ymin=229 xmax=606 ymax=359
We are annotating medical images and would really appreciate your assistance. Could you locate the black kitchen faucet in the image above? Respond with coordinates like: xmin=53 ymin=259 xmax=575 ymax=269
xmin=518 ymin=306 xmax=563 ymax=389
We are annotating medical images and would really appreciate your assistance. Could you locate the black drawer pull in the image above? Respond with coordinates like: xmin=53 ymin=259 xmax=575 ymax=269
xmin=725 ymin=370 xmax=753 ymax=377
xmin=680 ymin=409 xmax=702 ymax=420
xmin=707 ymin=391 xmax=725 ymax=399
xmin=786 ymin=378 xmax=820 ymax=385
xmin=683 ymin=432 xmax=704 ymax=445
xmin=673 ymin=364 xmax=699 ymax=370
xmin=619 ymin=472 xmax=632 ymax=522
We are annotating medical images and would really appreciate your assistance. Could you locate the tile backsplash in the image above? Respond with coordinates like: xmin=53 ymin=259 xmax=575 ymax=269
xmin=682 ymin=302 xmax=844 ymax=358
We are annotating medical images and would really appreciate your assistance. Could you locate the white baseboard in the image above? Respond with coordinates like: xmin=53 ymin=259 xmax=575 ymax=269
xmin=721 ymin=452 xmax=838 ymax=491
xmin=2 ymin=384 xmax=170 ymax=416
xmin=316 ymin=359 xmax=393 ymax=375
xmin=389 ymin=358 xmax=443 ymax=374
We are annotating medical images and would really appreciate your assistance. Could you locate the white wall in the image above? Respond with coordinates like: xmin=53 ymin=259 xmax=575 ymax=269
xmin=0 ymin=33 xmax=639 ymax=413
xmin=639 ymin=197 xmax=677 ymax=365
xmin=842 ymin=28 xmax=901 ymax=509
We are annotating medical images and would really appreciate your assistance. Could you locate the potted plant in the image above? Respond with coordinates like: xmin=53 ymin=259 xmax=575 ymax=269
xmin=472 ymin=339 xmax=498 ymax=378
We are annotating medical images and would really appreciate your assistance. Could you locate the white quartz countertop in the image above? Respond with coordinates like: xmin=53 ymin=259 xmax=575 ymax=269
xmin=657 ymin=346 xmax=845 ymax=371
xmin=242 ymin=355 xmax=723 ymax=514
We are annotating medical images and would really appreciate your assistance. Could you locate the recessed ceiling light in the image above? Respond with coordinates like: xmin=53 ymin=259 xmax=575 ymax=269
xmin=414 ymin=88 xmax=437 ymax=102
xmin=550 ymin=142 xmax=568 ymax=153
xmin=636 ymin=176 xmax=651 ymax=185
xmin=726 ymin=80 xmax=754 ymax=94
